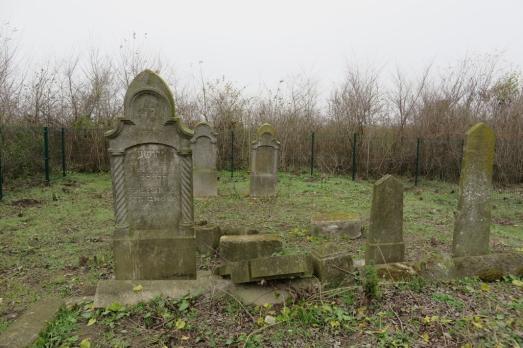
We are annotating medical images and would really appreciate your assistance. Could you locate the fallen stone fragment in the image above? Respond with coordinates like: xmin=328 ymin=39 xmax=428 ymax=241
xmin=219 ymin=234 xmax=282 ymax=262
xmin=311 ymin=212 xmax=362 ymax=239
xmin=195 ymin=224 xmax=222 ymax=255
xmin=229 ymin=254 xmax=313 ymax=284
xmin=0 ymin=297 xmax=63 ymax=348
xmin=311 ymin=244 xmax=353 ymax=285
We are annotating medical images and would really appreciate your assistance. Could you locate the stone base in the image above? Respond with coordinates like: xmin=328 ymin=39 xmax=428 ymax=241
xmin=0 ymin=297 xmax=63 ymax=348
xmin=311 ymin=212 xmax=362 ymax=239
xmin=94 ymin=271 xmax=229 ymax=308
xmin=311 ymin=245 xmax=353 ymax=285
xmin=250 ymin=174 xmax=277 ymax=197
xmin=365 ymin=242 xmax=405 ymax=265
xmin=114 ymin=229 xmax=197 ymax=280
xmin=219 ymin=234 xmax=282 ymax=262
xmin=229 ymin=255 xmax=313 ymax=284
xmin=193 ymin=169 xmax=218 ymax=197
xmin=195 ymin=224 xmax=222 ymax=255
xmin=227 ymin=278 xmax=320 ymax=305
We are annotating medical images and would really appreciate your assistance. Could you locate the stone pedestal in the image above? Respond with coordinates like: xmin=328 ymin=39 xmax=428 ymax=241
xmin=311 ymin=212 xmax=362 ymax=239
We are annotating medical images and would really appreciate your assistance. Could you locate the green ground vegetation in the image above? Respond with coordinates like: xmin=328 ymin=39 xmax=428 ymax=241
xmin=0 ymin=172 xmax=522 ymax=347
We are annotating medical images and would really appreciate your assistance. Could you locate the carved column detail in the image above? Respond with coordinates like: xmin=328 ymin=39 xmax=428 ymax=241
xmin=180 ymin=151 xmax=194 ymax=234
xmin=110 ymin=151 xmax=128 ymax=227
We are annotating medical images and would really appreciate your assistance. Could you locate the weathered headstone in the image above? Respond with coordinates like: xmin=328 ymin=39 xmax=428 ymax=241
xmin=250 ymin=123 xmax=280 ymax=197
xmin=452 ymin=123 xmax=495 ymax=257
xmin=106 ymin=70 xmax=196 ymax=280
xmin=365 ymin=175 xmax=405 ymax=265
xmin=191 ymin=122 xmax=218 ymax=197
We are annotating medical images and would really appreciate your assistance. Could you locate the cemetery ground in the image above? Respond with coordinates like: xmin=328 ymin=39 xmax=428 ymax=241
xmin=0 ymin=172 xmax=522 ymax=347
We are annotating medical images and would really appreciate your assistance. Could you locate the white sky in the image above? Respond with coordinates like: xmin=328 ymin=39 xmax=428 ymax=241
xmin=2 ymin=0 xmax=523 ymax=96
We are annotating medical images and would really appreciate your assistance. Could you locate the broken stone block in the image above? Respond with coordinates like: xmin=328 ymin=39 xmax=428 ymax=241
xmin=219 ymin=234 xmax=282 ymax=262
xmin=222 ymin=226 xmax=260 ymax=236
xmin=229 ymin=254 xmax=313 ymax=284
xmin=311 ymin=212 xmax=362 ymax=239
xmin=311 ymin=244 xmax=353 ymax=285
xmin=195 ymin=224 xmax=222 ymax=255
xmin=365 ymin=175 xmax=405 ymax=265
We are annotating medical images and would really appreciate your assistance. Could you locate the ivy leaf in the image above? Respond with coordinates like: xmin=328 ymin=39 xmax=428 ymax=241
xmin=512 ymin=279 xmax=523 ymax=287
xmin=421 ymin=332 xmax=430 ymax=343
xmin=80 ymin=339 xmax=91 ymax=348
xmin=133 ymin=284 xmax=143 ymax=293
xmin=480 ymin=283 xmax=491 ymax=292
xmin=178 ymin=299 xmax=190 ymax=312
xmin=87 ymin=318 xmax=96 ymax=326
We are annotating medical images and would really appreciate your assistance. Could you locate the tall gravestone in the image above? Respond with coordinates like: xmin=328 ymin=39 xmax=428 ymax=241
xmin=250 ymin=123 xmax=280 ymax=197
xmin=365 ymin=175 xmax=405 ymax=265
xmin=191 ymin=122 xmax=218 ymax=197
xmin=452 ymin=123 xmax=495 ymax=257
xmin=106 ymin=70 xmax=196 ymax=280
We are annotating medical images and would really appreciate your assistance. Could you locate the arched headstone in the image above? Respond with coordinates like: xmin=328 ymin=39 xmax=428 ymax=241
xmin=106 ymin=70 xmax=196 ymax=280
xmin=191 ymin=122 xmax=218 ymax=197
xmin=249 ymin=123 xmax=280 ymax=197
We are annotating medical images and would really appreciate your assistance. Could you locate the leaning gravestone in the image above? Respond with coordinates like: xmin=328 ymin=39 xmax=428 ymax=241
xmin=250 ymin=123 xmax=280 ymax=197
xmin=452 ymin=123 xmax=495 ymax=257
xmin=191 ymin=122 xmax=218 ymax=197
xmin=106 ymin=70 xmax=196 ymax=280
xmin=365 ymin=175 xmax=405 ymax=265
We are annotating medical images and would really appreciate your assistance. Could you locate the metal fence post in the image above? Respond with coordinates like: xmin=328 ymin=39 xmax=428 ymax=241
xmin=230 ymin=129 xmax=234 ymax=178
xmin=0 ymin=127 xmax=3 ymax=201
xmin=351 ymin=132 xmax=357 ymax=181
xmin=61 ymin=127 xmax=66 ymax=177
xmin=310 ymin=131 xmax=315 ymax=176
xmin=43 ymin=127 xmax=50 ymax=185
xmin=415 ymin=138 xmax=421 ymax=186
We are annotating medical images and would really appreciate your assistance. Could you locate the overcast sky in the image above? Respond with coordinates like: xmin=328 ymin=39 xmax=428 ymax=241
xmin=2 ymin=0 xmax=522 ymax=95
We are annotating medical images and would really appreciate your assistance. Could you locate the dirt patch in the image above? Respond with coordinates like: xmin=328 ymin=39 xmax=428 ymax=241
xmin=11 ymin=198 xmax=41 ymax=208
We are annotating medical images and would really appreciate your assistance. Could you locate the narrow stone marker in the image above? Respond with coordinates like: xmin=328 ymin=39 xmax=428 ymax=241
xmin=191 ymin=122 xmax=218 ymax=197
xmin=250 ymin=123 xmax=280 ymax=197
xmin=365 ymin=174 xmax=405 ymax=265
xmin=453 ymin=122 xmax=495 ymax=257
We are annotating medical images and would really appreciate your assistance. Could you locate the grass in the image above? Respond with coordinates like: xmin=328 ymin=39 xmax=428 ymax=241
xmin=0 ymin=171 xmax=522 ymax=346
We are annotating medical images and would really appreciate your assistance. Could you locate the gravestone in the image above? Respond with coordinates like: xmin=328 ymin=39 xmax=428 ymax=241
xmin=191 ymin=122 xmax=218 ymax=197
xmin=250 ymin=123 xmax=280 ymax=197
xmin=365 ymin=175 xmax=405 ymax=265
xmin=452 ymin=123 xmax=495 ymax=257
xmin=106 ymin=70 xmax=196 ymax=280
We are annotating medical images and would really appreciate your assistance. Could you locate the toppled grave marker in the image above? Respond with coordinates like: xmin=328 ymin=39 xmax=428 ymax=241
xmin=229 ymin=254 xmax=313 ymax=284
xmin=311 ymin=212 xmax=362 ymax=239
xmin=191 ymin=122 xmax=218 ymax=197
xmin=453 ymin=122 xmax=495 ymax=257
xmin=250 ymin=123 xmax=280 ymax=197
xmin=311 ymin=243 xmax=353 ymax=285
xmin=365 ymin=175 xmax=405 ymax=265
xmin=219 ymin=234 xmax=282 ymax=262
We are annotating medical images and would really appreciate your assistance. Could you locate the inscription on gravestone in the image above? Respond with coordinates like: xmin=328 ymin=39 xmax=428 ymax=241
xmin=106 ymin=70 xmax=196 ymax=280
xmin=250 ymin=123 xmax=280 ymax=197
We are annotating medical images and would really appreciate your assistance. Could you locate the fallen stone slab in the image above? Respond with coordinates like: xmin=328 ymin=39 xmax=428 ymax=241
xmin=219 ymin=234 xmax=282 ymax=262
xmin=311 ymin=244 xmax=353 ymax=286
xmin=93 ymin=271 xmax=229 ymax=308
xmin=0 ymin=297 xmax=63 ymax=348
xmin=311 ymin=212 xmax=362 ymax=239
xmin=229 ymin=254 xmax=313 ymax=284
xmin=195 ymin=224 xmax=222 ymax=255
xmin=226 ymin=278 xmax=320 ymax=305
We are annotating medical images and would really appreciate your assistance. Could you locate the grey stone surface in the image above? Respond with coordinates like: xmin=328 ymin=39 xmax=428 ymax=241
xmin=311 ymin=244 xmax=353 ymax=285
xmin=229 ymin=254 xmax=313 ymax=284
xmin=195 ymin=224 xmax=222 ymax=255
xmin=250 ymin=123 xmax=280 ymax=197
xmin=365 ymin=175 xmax=405 ymax=265
xmin=311 ymin=212 xmax=362 ymax=239
xmin=0 ymin=297 xmax=63 ymax=348
xmin=94 ymin=271 xmax=229 ymax=308
xmin=453 ymin=123 xmax=495 ymax=257
xmin=227 ymin=278 xmax=320 ymax=305
xmin=219 ymin=234 xmax=283 ymax=262
xmin=106 ymin=70 xmax=196 ymax=280
xmin=191 ymin=122 xmax=218 ymax=197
